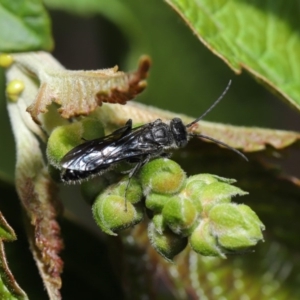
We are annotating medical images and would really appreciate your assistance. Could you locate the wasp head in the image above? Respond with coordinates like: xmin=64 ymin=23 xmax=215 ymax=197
xmin=170 ymin=118 xmax=188 ymax=148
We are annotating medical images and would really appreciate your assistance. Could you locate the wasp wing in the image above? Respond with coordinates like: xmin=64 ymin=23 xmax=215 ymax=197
xmin=61 ymin=119 xmax=135 ymax=170
xmin=60 ymin=120 xmax=162 ymax=181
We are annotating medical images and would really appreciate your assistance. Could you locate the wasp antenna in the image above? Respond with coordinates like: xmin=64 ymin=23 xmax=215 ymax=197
xmin=190 ymin=133 xmax=248 ymax=161
xmin=186 ymin=80 xmax=232 ymax=128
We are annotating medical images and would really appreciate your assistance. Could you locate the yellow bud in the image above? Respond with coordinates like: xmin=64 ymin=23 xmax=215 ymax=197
xmin=6 ymin=80 xmax=25 ymax=102
xmin=0 ymin=54 xmax=14 ymax=68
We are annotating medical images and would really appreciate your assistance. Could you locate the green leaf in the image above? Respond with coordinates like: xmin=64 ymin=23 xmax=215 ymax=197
xmin=0 ymin=211 xmax=16 ymax=241
xmin=165 ymin=0 xmax=300 ymax=111
xmin=44 ymin=0 xmax=278 ymax=129
xmin=0 ymin=0 xmax=53 ymax=52
xmin=0 ymin=242 xmax=28 ymax=300
xmin=0 ymin=179 xmax=28 ymax=300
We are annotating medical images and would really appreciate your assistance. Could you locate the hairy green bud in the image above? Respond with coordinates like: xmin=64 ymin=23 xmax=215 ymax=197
xmin=92 ymin=194 xmax=144 ymax=236
xmin=198 ymin=182 xmax=248 ymax=213
xmin=148 ymin=222 xmax=188 ymax=261
xmin=162 ymin=196 xmax=199 ymax=236
xmin=113 ymin=176 xmax=143 ymax=205
xmin=47 ymin=118 xmax=104 ymax=168
xmin=152 ymin=214 xmax=167 ymax=234
xmin=91 ymin=175 xmax=143 ymax=234
xmin=209 ymin=203 xmax=265 ymax=250
xmin=140 ymin=158 xmax=186 ymax=195
xmin=81 ymin=176 xmax=110 ymax=205
xmin=189 ymin=219 xmax=224 ymax=257
xmin=145 ymin=193 xmax=172 ymax=213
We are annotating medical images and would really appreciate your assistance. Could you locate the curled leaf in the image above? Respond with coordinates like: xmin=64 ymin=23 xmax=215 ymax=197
xmin=23 ymin=54 xmax=151 ymax=123
xmin=6 ymin=62 xmax=64 ymax=299
xmin=99 ymin=101 xmax=300 ymax=152
xmin=193 ymin=121 xmax=300 ymax=152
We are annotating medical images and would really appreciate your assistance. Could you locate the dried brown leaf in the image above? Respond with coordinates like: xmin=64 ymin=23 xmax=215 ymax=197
xmin=7 ymin=54 xmax=64 ymax=299
xmin=192 ymin=122 xmax=300 ymax=152
xmin=99 ymin=101 xmax=300 ymax=152
xmin=26 ymin=56 xmax=151 ymax=123
xmin=19 ymin=174 xmax=63 ymax=300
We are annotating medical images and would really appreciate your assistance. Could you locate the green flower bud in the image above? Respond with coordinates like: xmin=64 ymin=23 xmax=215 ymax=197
xmin=183 ymin=174 xmax=237 ymax=212
xmin=114 ymin=177 xmax=143 ymax=205
xmin=152 ymin=214 xmax=167 ymax=234
xmin=198 ymin=182 xmax=248 ymax=213
xmin=181 ymin=182 xmax=205 ymax=213
xmin=140 ymin=158 xmax=186 ymax=195
xmin=100 ymin=176 xmax=143 ymax=205
xmin=148 ymin=222 xmax=188 ymax=261
xmin=189 ymin=219 xmax=225 ymax=258
xmin=81 ymin=117 xmax=105 ymax=140
xmin=186 ymin=174 xmax=218 ymax=186
xmin=162 ymin=196 xmax=199 ymax=236
xmin=47 ymin=118 xmax=104 ymax=167
xmin=47 ymin=122 xmax=83 ymax=167
xmin=92 ymin=194 xmax=144 ymax=235
xmin=209 ymin=203 xmax=265 ymax=250
xmin=145 ymin=193 xmax=172 ymax=213
xmin=207 ymin=175 xmax=237 ymax=184
xmin=186 ymin=174 xmax=236 ymax=186
xmin=81 ymin=170 xmax=129 ymax=203
xmin=81 ymin=176 xmax=110 ymax=205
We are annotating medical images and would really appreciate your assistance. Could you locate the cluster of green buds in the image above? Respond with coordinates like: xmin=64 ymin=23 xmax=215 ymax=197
xmin=47 ymin=120 xmax=265 ymax=261
xmin=85 ymin=176 xmax=144 ymax=236
xmin=139 ymin=159 xmax=265 ymax=260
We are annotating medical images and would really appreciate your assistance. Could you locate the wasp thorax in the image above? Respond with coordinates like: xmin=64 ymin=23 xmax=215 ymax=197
xmin=170 ymin=118 xmax=188 ymax=148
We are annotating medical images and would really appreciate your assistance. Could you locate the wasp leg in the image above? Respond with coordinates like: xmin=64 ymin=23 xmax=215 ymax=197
xmin=124 ymin=155 xmax=151 ymax=211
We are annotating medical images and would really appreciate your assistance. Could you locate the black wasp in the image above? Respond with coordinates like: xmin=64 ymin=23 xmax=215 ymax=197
xmin=60 ymin=80 xmax=247 ymax=183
